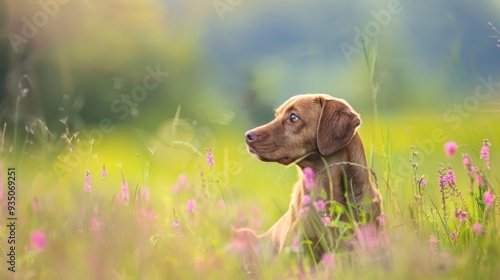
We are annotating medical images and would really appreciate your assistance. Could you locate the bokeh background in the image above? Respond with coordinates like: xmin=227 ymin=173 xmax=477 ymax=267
xmin=0 ymin=0 xmax=500 ymax=278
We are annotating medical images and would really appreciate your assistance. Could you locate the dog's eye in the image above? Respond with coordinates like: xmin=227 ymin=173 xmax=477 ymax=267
xmin=290 ymin=113 xmax=299 ymax=122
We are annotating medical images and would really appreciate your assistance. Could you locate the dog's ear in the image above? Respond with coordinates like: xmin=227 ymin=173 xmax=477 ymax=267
xmin=317 ymin=98 xmax=361 ymax=156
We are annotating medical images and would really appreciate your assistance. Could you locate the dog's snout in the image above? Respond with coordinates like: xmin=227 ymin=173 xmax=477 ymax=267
xmin=245 ymin=130 xmax=258 ymax=143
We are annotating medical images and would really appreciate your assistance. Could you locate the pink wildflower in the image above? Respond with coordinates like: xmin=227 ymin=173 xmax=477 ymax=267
xmin=429 ymin=235 xmax=438 ymax=252
xmin=471 ymin=166 xmax=484 ymax=186
xmin=450 ymin=231 xmax=457 ymax=243
xmin=473 ymin=223 xmax=483 ymax=235
xmin=101 ymin=164 xmax=107 ymax=179
xmin=445 ymin=170 xmax=456 ymax=185
xmin=313 ymin=199 xmax=325 ymax=211
xmin=121 ymin=181 xmax=129 ymax=206
xmin=356 ymin=224 xmax=385 ymax=250
xmin=172 ymin=220 xmax=181 ymax=230
xmin=477 ymin=173 xmax=484 ymax=186
xmin=298 ymin=207 xmax=309 ymax=218
xmin=444 ymin=141 xmax=458 ymax=157
xmin=31 ymin=230 xmax=47 ymax=251
xmin=484 ymin=190 xmax=494 ymax=207
xmin=480 ymin=139 xmax=491 ymax=169
xmin=454 ymin=209 xmax=468 ymax=222
xmin=206 ymin=148 xmax=215 ymax=167
xmin=303 ymin=167 xmax=314 ymax=190
xmin=186 ymin=198 xmax=196 ymax=213
xmin=302 ymin=195 xmax=311 ymax=206
xmin=376 ymin=215 xmax=386 ymax=225
xmin=462 ymin=153 xmax=471 ymax=171
xmin=321 ymin=216 xmax=331 ymax=226
xmin=471 ymin=165 xmax=478 ymax=174
xmin=84 ymin=170 xmax=92 ymax=192
xmin=321 ymin=253 xmax=336 ymax=267
xmin=419 ymin=178 xmax=427 ymax=187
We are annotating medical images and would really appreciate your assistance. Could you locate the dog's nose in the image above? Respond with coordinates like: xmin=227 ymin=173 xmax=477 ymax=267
xmin=245 ymin=130 xmax=258 ymax=142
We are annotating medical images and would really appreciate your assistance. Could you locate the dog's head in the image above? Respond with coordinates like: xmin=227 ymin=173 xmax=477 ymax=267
xmin=245 ymin=94 xmax=361 ymax=165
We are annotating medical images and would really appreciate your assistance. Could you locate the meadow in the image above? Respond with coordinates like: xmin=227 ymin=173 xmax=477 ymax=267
xmin=1 ymin=1 xmax=499 ymax=279
xmin=0 ymin=103 xmax=498 ymax=279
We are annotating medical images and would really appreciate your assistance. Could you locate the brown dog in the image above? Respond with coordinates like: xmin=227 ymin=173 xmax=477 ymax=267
xmin=244 ymin=93 xmax=382 ymax=261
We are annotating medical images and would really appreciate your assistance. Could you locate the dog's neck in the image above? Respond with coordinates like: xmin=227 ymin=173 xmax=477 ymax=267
xmin=294 ymin=132 xmax=373 ymax=209
xmin=297 ymin=132 xmax=368 ymax=175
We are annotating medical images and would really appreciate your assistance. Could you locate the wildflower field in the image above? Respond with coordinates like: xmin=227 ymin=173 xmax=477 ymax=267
xmin=1 ymin=0 xmax=500 ymax=279
xmin=0 ymin=108 xmax=499 ymax=279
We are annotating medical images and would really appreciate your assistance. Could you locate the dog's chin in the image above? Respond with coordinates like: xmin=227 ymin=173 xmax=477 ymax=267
xmin=247 ymin=148 xmax=294 ymax=165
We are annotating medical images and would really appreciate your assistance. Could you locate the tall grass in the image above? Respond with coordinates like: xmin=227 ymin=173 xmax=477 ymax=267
xmin=0 ymin=63 xmax=499 ymax=279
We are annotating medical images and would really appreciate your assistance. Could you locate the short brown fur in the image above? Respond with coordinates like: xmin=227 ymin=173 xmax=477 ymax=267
xmin=243 ymin=93 xmax=382 ymax=260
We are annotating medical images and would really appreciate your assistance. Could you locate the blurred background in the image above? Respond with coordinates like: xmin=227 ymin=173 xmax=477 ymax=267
xmin=0 ymin=0 xmax=499 ymax=224
xmin=1 ymin=2 xmax=500 ymax=278
xmin=1 ymin=0 xmax=499 ymax=130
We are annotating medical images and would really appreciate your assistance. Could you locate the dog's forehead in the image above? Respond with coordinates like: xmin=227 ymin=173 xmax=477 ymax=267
xmin=275 ymin=94 xmax=321 ymax=115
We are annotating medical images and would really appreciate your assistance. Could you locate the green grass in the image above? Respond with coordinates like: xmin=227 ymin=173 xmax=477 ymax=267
xmin=0 ymin=111 xmax=499 ymax=279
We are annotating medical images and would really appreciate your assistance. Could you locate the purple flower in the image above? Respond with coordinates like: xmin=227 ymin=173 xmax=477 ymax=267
xmin=445 ymin=170 xmax=456 ymax=185
xmin=471 ymin=166 xmax=484 ymax=186
xmin=172 ymin=220 xmax=181 ymax=230
xmin=473 ymin=223 xmax=483 ymax=235
xmin=31 ymin=230 xmax=47 ymax=251
xmin=206 ymin=148 xmax=215 ymax=167
xmin=484 ymin=190 xmax=494 ymax=207
xmin=480 ymin=139 xmax=491 ymax=169
xmin=298 ymin=207 xmax=309 ymax=218
xmin=450 ymin=230 xmax=457 ymax=243
xmin=84 ymin=170 xmax=92 ymax=192
xmin=321 ymin=216 xmax=331 ymax=226
xmin=419 ymin=178 xmax=427 ymax=187
xmin=313 ymin=199 xmax=325 ymax=211
xmin=121 ymin=181 xmax=130 ymax=206
xmin=444 ymin=141 xmax=458 ymax=157
xmin=101 ymin=164 xmax=107 ymax=179
xmin=186 ymin=198 xmax=196 ymax=213
xmin=462 ymin=153 xmax=471 ymax=171
xmin=454 ymin=209 xmax=468 ymax=222
xmin=376 ymin=215 xmax=386 ymax=225
xmin=303 ymin=167 xmax=314 ymax=190
xmin=302 ymin=195 xmax=311 ymax=206
xmin=321 ymin=253 xmax=336 ymax=268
